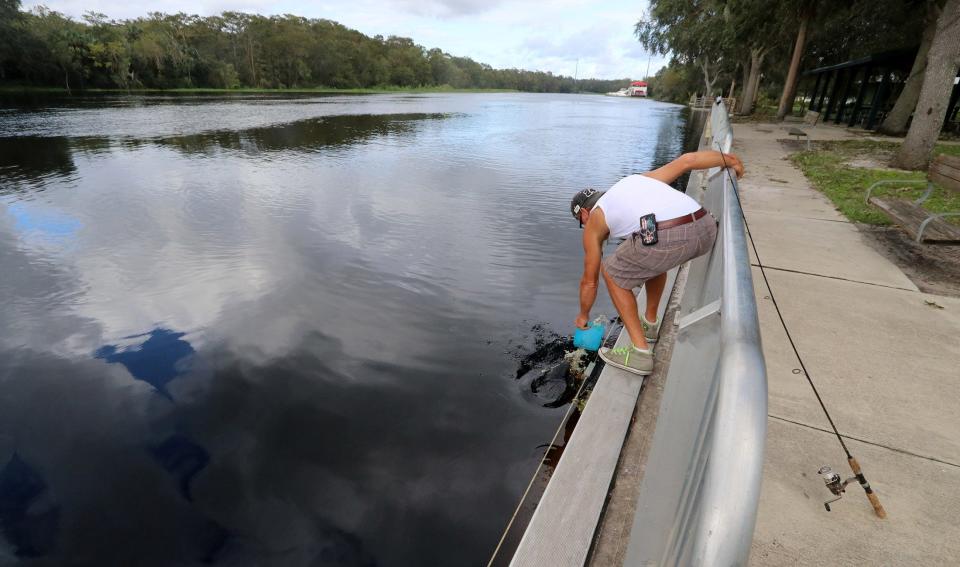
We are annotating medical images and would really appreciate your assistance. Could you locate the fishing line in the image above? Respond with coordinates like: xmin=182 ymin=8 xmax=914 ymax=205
xmin=486 ymin=318 xmax=620 ymax=567
xmin=716 ymin=145 xmax=886 ymax=518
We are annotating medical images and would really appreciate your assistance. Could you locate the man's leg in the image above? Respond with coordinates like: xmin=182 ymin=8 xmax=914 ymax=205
xmin=601 ymin=265 xmax=649 ymax=350
xmin=643 ymin=272 xmax=667 ymax=322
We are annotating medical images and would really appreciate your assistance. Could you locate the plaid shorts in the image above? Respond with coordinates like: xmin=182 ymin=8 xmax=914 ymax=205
xmin=602 ymin=213 xmax=718 ymax=290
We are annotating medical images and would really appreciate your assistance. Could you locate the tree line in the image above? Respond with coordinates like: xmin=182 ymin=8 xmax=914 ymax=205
xmin=637 ymin=0 xmax=960 ymax=169
xmin=0 ymin=0 xmax=629 ymax=94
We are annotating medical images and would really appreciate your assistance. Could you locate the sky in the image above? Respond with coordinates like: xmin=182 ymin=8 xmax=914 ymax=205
xmin=21 ymin=0 xmax=668 ymax=80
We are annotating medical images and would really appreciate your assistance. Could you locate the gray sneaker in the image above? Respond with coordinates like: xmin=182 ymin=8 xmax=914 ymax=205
xmin=642 ymin=315 xmax=660 ymax=343
xmin=598 ymin=344 xmax=654 ymax=375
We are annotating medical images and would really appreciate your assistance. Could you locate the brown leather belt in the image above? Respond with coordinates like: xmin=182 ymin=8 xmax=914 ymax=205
xmin=657 ymin=207 xmax=708 ymax=230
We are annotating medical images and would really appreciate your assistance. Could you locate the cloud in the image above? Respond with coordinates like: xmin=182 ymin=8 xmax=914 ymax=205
xmin=513 ymin=16 xmax=666 ymax=79
xmin=385 ymin=0 xmax=507 ymax=18
xmin=522 ymin=23 xmax=615 ymax=61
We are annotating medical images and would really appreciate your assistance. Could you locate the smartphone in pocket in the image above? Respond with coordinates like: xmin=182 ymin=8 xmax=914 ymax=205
xmin=638 ymin=213 xmax=658 ymax=246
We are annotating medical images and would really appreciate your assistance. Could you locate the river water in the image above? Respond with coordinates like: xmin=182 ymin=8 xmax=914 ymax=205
xmin=0 ymin=93 xmax=690 ymax=565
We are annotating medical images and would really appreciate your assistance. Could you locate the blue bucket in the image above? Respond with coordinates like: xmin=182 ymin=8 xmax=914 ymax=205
xmin=573 ymin=322 xmax=605 ymax=352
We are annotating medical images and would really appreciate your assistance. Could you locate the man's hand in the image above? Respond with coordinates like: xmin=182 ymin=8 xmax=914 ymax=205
xmin=723 ymin=153 xmax=745 ymax=179
xmin=575 ymin=312 xmax=590 ymax=330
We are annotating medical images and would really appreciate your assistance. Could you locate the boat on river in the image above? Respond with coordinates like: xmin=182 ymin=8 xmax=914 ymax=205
xmin=605 ymin=81 xmax=648 ymax=97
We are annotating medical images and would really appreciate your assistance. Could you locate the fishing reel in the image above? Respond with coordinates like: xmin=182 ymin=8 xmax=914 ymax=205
xmin=818 ymin=465 xmax=857 ymax=511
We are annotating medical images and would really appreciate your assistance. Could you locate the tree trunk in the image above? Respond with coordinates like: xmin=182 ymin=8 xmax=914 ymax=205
xmin=752 ymin=52 xmax=767 ymax=107
xmin=740 ymin=48 xmax=766 ymax=115
xmin=700 ymin=57 xmax=717 ymax=98
xmin=878 ymin=1 xmax=939 ymax=135
xmin=247 ymin=37 xmax=257 ymax=87
xmin=740 ymin=55 xmax=757 ymax=115
xmin=893 ymin=0 xmax=960 ymax=170
xmin=776 ymin=11 xmax=811 ymax=120
xmin=63 ymin=67 xmax=71 ymax=94
xmin=741 ymin=55 xmax=750 ymax=96
xmin=737 ymin=55 xmax=750 ymax=112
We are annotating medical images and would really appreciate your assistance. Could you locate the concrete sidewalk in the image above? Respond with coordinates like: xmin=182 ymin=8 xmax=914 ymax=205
xmin=733 ymin=122 xmax=960 ymax=565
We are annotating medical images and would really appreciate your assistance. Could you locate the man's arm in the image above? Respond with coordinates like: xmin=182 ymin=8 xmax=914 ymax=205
xmin=576 ymin=210 xmax=608 ymax=329
xmin=643 ymin=150 xmax=744 ymax=185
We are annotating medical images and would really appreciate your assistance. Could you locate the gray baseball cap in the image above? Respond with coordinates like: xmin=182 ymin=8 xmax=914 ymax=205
xmin=570 ymin=188 xmax=604 ymax=227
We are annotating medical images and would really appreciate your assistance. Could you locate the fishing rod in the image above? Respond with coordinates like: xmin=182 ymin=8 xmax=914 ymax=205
xmin=716 ymin=145 xmax=886 ymax=519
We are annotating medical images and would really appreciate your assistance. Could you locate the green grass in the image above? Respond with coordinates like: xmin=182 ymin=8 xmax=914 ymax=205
xmin=0 ymin=85 xmax=519 ymax=95
xmin=790 ymin=140 xmax=960 ymax=225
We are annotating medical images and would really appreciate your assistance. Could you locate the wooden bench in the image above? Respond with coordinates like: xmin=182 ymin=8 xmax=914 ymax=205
xmin=866 ymin=154 xmax=960 ymax=243
xmin=786 ymin=127 xmax=811 ymax=150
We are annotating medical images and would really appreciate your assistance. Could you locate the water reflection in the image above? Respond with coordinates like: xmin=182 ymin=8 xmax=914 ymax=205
xmin=157 ymin=113 xmax=451 ymax=155
xmin=652 ymin=107 xmax=690 ymax=178
xmin=0 ymin=94 xmax=692 ymax=565
xmin=0 ymin=137 xmax=75 ymax=189
xmin=0 ymin=333 xmax=532 ymax=564
xmin=0 ymin=113 xmax=450 ymax=194
xmin=7 ymin=202 xmax=81 ymax=241
xmin=94 ymin=328 xmax=194 ymax=400
xmin=0 ymin=454 xmax=60 ymax=558
xmin=148 ymin=434 xmax=209 ymax=502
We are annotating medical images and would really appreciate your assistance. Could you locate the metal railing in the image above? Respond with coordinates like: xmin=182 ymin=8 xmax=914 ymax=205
xmin=689 ymin=95 xmax=737 ymax=110
xmin=625 ymin=102 xmax=768 ymax=566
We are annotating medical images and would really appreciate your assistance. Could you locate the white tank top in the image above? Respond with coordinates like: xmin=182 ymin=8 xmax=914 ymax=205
xmin=594 ymin=175 xmax=701 ymax=239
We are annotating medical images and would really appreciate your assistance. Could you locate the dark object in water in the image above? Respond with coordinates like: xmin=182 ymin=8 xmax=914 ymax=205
xmin=514 ymin=330 xmax=575 ymax=408
xmin=515 ymin=335 xmax=573 ymax=380
xmin=514 ymin=323 xmax=606 ymax=408
xmin=530 ymin=361 xmax=575 ymax=408
xmin=517 ymin=346 xmax=590 ymax=408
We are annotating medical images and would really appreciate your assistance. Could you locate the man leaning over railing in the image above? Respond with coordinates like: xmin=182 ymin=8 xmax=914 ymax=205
xmin=570 ymin=150 xmax=745 ymax=375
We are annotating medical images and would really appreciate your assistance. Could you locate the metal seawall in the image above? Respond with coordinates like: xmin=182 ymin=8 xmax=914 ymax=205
xmin=624 ymin=102 xmax=768 ymax=566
